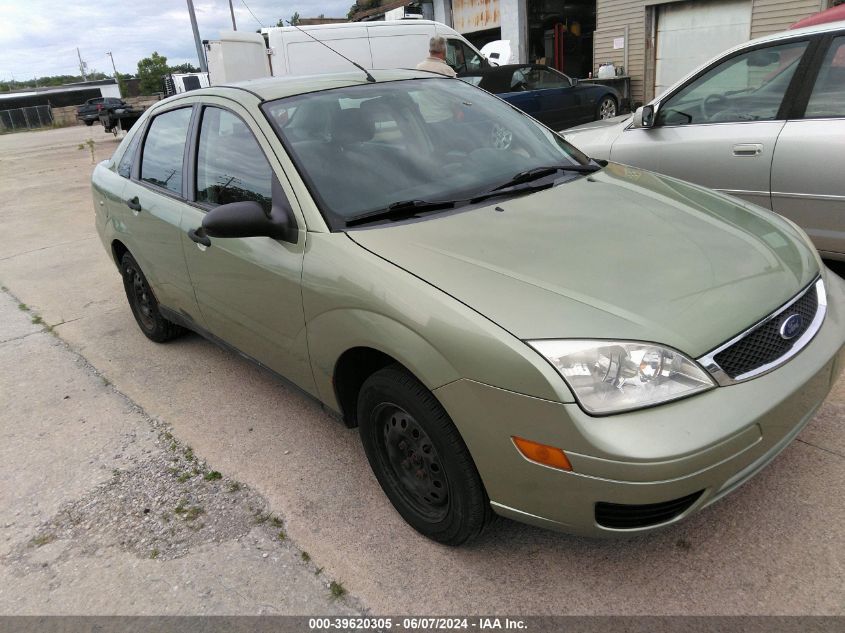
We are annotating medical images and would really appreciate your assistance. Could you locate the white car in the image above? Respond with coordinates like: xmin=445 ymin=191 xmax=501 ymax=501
xmin=562 ymin=20 xmax=845 ymax=261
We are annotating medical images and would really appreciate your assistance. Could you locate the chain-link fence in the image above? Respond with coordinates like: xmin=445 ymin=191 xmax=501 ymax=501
xmin=0 ymin=105 xmax=54 ymax=131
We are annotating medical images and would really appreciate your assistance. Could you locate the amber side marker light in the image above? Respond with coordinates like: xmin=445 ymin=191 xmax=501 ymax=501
xmin=512 ymin=436 xmax=573 ymax=471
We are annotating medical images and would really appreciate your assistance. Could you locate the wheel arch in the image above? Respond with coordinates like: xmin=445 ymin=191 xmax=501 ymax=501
xmin=111 ymin=239 xmax=129 ymax=268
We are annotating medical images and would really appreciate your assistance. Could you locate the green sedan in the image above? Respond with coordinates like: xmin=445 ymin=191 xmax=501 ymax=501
xmin=92 ymin=69 xmax=845 ymax=545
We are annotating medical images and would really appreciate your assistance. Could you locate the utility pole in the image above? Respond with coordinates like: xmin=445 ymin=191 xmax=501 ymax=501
xmin=228 ymin=0 xmax=237 ymax=30
xmin=106 ymin=51 xmax=118 ymax=77
xmin=186 ymin=0 xmax=208 ymax=72
xmin=77 ymin=47 xmax=88 ymax=81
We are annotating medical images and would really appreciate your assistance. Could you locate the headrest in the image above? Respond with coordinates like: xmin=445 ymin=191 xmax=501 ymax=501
xmin=331 ymin=108 xmax=375 ymax=145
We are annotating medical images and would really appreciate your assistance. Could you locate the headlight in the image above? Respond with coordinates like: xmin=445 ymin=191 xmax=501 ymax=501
xmin=528 ymin=340 xmax=715 ymax=414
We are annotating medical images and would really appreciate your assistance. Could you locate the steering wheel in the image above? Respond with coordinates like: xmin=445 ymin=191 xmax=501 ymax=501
xmin=491 ymin=123 xmax=513 ymax=150
xmin=702 ymin=93 xmax=729 ymax=120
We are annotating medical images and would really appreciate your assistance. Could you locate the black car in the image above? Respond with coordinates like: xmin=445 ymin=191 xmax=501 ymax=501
xmin=76 ymin=97 xmax=128 ymax=126
xmin=459 ymin=64 xmax=621 ymax=130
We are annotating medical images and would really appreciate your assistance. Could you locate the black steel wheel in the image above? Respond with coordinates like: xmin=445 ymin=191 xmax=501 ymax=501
xmin=120 ymin=252 xmax=184 ymax=343
xmin=597 ymin=95 xmax=618 ymax=120
xmin=358 ymin=364 xmax=494 ymax=545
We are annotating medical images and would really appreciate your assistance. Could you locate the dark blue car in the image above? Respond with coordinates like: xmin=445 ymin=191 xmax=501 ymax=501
xmin=459 ymin=64 xmax=621 ymax=130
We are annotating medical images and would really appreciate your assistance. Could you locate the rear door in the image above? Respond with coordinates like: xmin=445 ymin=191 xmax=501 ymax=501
xmin=180 ymin=99 xmax=314 ymax=392
xmin=121 ymin=104 xmax=202 ymax=320
xmin=771 ymin=33 xmax=845 ymax=258
xmin=612 ymin=37 xmax=812 ymax=210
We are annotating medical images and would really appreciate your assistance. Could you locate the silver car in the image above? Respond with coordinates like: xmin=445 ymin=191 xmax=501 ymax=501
xmin=563 ymin=20 xmax=845 ymax=261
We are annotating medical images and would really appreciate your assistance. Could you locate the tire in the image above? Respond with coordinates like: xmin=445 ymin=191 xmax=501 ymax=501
xmin=596 ymin=95 xmax=617 ymax=120
xmin=120 ymin=252 xmax=185 ymax=343
xmin=357 ymin=364 xmax=494 ymax=545
xmin=84 ymin=120 xmax=94 ymax=126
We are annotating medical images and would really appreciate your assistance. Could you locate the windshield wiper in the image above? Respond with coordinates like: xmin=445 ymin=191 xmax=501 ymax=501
xmin=491 ymin=163 xmax=601 ymax=191
xmin=345 ymin=199 xmax=457 ymax=227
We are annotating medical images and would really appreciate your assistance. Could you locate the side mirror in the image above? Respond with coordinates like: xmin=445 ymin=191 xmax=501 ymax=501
xmin=569 ymin=77 xmax=579 ymax=87
xmin=202 ymin=178 xmax=298 ymax=243
xmin=632 ymin=104 xmax=655 ymax=129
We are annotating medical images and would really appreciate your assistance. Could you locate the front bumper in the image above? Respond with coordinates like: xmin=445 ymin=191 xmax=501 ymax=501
xmin=434 ymin=269 xmax=845 ymax=537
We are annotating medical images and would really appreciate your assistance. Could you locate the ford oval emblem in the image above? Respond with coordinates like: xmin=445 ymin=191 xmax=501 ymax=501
xmin=779 ymin=313 xmax=803 ymax=340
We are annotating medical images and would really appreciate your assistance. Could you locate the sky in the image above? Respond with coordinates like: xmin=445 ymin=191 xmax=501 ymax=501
xmin=0 ymin=0 xmax=352 ymax=81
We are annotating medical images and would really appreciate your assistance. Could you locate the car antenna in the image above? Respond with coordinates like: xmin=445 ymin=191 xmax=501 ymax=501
xmin=284 ymin=21 xmax=376 ymax=83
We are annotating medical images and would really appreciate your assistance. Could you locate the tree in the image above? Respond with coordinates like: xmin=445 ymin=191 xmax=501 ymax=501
xmin=169 ymin=62 xmax=200 ymax=74
xmin=137 ymin=52 xmax=169 ymax=95
xmin=290 ymin=11 xmax=301 ymax=25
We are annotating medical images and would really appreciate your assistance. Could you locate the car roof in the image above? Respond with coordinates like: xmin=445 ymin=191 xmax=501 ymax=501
xmin=182 ymin=69 xmax=441 ymax=103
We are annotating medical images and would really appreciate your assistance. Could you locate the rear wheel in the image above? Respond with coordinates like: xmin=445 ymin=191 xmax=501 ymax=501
xmin=120 ymin=253 xmax=184 ymax=343
xmin=84 ymin=120 xmax=94 ymax=126
xmin=597 ymin=95 xmax=617 ymax=120
xmin=358 ymin=365 xmax=494 ymax=545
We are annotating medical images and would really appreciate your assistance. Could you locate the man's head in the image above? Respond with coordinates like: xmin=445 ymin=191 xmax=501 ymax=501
xmin=429 ymin=35 xmax=447 ymax=60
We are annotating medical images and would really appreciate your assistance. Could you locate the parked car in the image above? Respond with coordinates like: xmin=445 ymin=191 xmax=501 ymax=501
xmin=92 ymin=70 xmax=845 ymax=545
xmin=459 ymin=64 xmax=621 ymax=130
xmin=562 ymin=20 xmax=845 ymax=261
xmin=76 ymin=97 xmax=128 ymax=126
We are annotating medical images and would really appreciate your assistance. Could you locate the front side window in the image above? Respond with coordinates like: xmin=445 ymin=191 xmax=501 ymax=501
xmin=195 ymin=107 xmax=272 ymax=213
xmin=657 ymin=40 xmax=808 ymax=126
xmin=264 ymin=78 xmax=589 ymax=228
xmin=804 ymin=36 xmax=845 ymax=119
xmin=523 ymin=68 xmax=570 ymax=90
xmin=140 ymin=107 xmax=192 ymax=194
xmin=447 ymin=40 xmax=484 ymax=73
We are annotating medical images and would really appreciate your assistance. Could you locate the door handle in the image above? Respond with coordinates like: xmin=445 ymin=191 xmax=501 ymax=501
xmin=187 ymin=227 xmax=211 ymax=248
xmin=126 ymin=196 xmax=142 ymax=211
xmin=732 ymin=143 xmax=763 ymax=157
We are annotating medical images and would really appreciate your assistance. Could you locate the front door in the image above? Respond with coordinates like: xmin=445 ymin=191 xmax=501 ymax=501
xmin=612 ymin=38 xmax=811 ymax=210
xmin=180 ymin=102 xmax=314 ymax=394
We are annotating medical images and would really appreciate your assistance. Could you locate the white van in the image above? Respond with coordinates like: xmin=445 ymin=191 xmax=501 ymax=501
xmin=206 ymin=21 xmax=488 ymax=84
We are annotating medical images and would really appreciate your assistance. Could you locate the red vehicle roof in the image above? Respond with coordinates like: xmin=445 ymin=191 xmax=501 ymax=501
xmin=790 ymin=4 xmax=845 ymax=29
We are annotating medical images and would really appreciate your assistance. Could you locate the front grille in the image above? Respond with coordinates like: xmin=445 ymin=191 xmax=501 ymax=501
xmin=595 ymin=490 xmax=703 ymax=530
xmin=712 ymin=283 xmax=819 ymax=379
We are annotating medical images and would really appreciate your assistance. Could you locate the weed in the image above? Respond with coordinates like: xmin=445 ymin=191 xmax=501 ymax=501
xmin=204 ymin=470 xmax=222 ymax=481
xmin=329 ymin=581 xmax=346 ymax=599
xmin=31 ymin=315 xmax=43 ymax=325
xmin=177 ymin=473 xmax=191 ymax=483
xmin=101 ymin=376 xmax=110 ymax=386
xmin=18 ymin=303 xmax=27 ymax=311
xmin=30 ymin=534 xmax=56 ymax=547
xmin=301 ymin=551 xmax=310 ymax=563
xmin=184 ymin=447 xmax=194 ymax=461
xmin=226 ymin=482 xmax=241 ymax=493
xmin=77 ymin=138 xmax=96 ymax=164
xmin=163 ymin=432 xmax=174 ymax=441
xmin=277 ymin=529 xmax=286 ymax=541
xmin=174 ymin=503 xmax=204 ymax=521
xmin=315 ymin=566 xmax=323 ymax=576
xmin=253 ymin=511 xmax=271 ymax=525
xmin=150 ymin=548 xmax=160 ymax=559
xmin=169 ymin=441 xmax=177 ymax=452
xmin=269 ymin=516 xmax=283 ymax=528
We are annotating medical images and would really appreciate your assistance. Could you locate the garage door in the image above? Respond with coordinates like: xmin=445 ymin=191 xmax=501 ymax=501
xmin=655 ymin=0 xmax=752 ymax=96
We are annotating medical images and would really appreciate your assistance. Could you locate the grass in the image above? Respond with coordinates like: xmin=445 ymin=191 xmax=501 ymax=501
xmin=30 ymin=534 xmax=56 ymax=547
xmin=174 ymin=502 xmax=204 ymax=521
xmin=184 ymin=447 xmax=195 ymax=462
xmin=18 ymin=303 xmax=27 ymax=311
xmin=277 ymin=529 xmax=286 ymax=541
xmin=203 ymin=470 xmax=222 ymax=481
xmin=150 ymin=548 xmax=160 ymax=559
xmin=31 ymin=315 xmax=43 ymax=325
xmin=176 ymin=472 xmax=191 ymax=483
xmin=329 ymin=581 xmax=346 ymax=599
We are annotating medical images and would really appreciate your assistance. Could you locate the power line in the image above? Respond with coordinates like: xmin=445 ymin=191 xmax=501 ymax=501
xmin=239 ymin=0 xmax=265 ymax=27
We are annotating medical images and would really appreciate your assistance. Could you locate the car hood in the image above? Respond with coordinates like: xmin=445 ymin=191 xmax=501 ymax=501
xmin=347 ymin=164 xmax=818 ymax=357
xmin=560 ymin=115 xmax=630 ymax=159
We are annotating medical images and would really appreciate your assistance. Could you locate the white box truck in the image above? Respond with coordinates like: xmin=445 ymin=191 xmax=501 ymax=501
xmin=205 ymin=20 xmax=488 ymax=84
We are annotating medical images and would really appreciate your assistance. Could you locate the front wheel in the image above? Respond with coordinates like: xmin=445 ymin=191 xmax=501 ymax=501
xmin=358 ymin=365 xmax=493 ymax=545
xmin=84 ymin=120 xmax=94 ymax=126
xmin=596 ymin=95 xmax=617 ymax=120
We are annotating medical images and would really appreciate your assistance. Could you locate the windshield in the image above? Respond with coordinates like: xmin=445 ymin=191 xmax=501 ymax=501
xmin=263 ymin=78 xmax=589 ymax=228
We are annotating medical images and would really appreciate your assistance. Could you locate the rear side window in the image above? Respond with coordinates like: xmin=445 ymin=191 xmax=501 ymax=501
xmin=116 ymin=130 xmax=141 ymax=179
xmin=140 ymin=107 xmax=192 ymax=195
xmin=804 ymin=36 xmax=845 ymax=119
xmin=195 ymin=107 xmax=273 ymax=213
